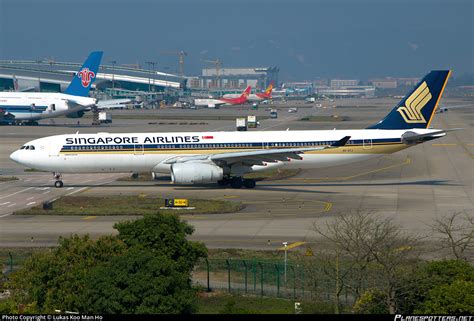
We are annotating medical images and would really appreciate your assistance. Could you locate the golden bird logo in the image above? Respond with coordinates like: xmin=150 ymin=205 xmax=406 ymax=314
xmin=397 ymin=81 xmax=432 ymax=123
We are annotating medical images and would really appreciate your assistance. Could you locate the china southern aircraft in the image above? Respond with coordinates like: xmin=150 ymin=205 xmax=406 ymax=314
xmin=0 ymin=51 xmax=103 ymax=125
xmin=10 ymin=70 xmax=452 ymax=189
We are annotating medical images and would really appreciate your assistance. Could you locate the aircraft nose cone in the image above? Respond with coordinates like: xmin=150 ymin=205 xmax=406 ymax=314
xmin=9 ymin=150 xmax=21 ymax=164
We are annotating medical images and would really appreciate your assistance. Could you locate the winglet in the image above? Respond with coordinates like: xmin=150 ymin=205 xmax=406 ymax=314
xmin=331 ymin=136 xmax=351 ymax=147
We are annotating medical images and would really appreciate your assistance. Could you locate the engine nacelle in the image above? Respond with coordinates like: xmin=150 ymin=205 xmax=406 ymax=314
xmin=170 ymin=163 xmax=223 ymax=184
xmin=66 ymin=110 xmax=85 ymax=118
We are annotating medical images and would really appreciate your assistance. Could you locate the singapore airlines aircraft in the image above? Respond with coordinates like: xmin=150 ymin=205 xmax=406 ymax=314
xmin=0 ymin=51 xmax=103 ymax=125
xmin=10 ymin=70 xmax=451 ymax=189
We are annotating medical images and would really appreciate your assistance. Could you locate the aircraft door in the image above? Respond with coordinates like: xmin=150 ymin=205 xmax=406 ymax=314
xmin=363 ymin=139 xmax=372 ymax=150
xmin=48 ymin=141 xmax=60 ymax=157
xmin=134 ymin=144 xmax=144 ymax=155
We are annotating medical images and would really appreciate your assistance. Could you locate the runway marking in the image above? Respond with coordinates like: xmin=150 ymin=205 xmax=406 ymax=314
xmin=26 ymin=202 xmax=36 ymax=206
xmin=7 ymin=203 xmax=16 ymax=207
xmin=432 ymin=143 xmax=457 ymax=146
xmin=83 ymin=216 xmax=96 ymax=220
xmin=439 ymin=117 xmax=474 ymax=159
xmin=65 ymin=187 xmax=87 ymax=196
xmin=467 ymin=144 xmax=474 ymax=146
xmin=0 ymin=202 xmax=10 ymax=206
xmin=288 ymin=157 xmax=411 ymax=183
xmin=43 ymin=190 xmax=51 ymax=194
xmin=0 ymin=187 xmax=34 ymax=200
xmin=36 ymin=187 xmax=50 ymax=191
xmin=278 ymin=241 xmax=306 ymax=251
xmin=222 ymin=195 xmax=240 ymax=199
xmin=0 ymin=213 xmax=12 ymax=218
xmin=27 ymin=197 xmax=35 ymax=200
xmin=67 ymin=187 xmax=74 ymax=190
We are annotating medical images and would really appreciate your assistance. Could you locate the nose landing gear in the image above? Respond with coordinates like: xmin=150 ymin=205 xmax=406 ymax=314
xmin=53 ymin=172 xmax=63 ymax=188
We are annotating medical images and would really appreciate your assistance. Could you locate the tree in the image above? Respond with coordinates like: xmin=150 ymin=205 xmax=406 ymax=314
xmin=5 ymin=214 xmax=207 ymax=314
xmin=353 ymin=289 xmax=388 ymax=314
xmin=431 ymin=211 xmax=474 ymax=261
xmin=80 ymin=248 xmax=198 ymax=314
xmin=6 ymin=235 xmax=126 ymax=313
xmin=115 ymin=213 xmax=207 ymax=273
xmin=415 ymin=280 xmax=474 ymax=314
xmin=311 ymin=211 xmax=379 ymax=313
xmin=396 ymin=259 xmax=474 ymax=313
xmin=311 ymin=211 xmax=421 ymax=314
xmin=79 ymin=214 xmax=207 ymax=314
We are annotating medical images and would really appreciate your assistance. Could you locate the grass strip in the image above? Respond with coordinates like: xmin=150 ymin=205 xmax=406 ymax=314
xmin=13 ymin=195 xmax=243 ymax=216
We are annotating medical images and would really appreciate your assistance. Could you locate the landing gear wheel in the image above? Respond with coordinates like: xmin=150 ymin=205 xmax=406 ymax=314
xmin=243 ymin=179 xmax=256 ymax=189
xmin=53 ymin=172 xmax=63 ymax=188
xmin=230 ymin=177 xmax=243 ymax=189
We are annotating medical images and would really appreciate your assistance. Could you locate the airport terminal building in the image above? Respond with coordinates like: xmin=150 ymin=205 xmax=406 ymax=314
xmin=192 ymin=67 xmax=279 ymax=90
xmin=0 ymin=60 xmax=187 ymax=98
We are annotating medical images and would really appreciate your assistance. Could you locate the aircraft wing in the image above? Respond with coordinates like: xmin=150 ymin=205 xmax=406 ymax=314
xmin=65 ymin=100 xmax=96 ymax=112
xmin=97 ymin=99 xmax=132 ymax=109
xmin=164 ymin=136 xmax=350 ymax=166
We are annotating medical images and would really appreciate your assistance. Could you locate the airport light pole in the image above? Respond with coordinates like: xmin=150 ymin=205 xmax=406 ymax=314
xmin=35 ymin=60 xmax=42 ymax=91
xmin=110 ymin=60 xmax=117 ymax=91
xmin=283 ymin=241 xmax=288 ymax=283
xmin=146 ymin=61 xmax=156 ymax=92
xmin=163 ymin=66 xmax=170 ymax=96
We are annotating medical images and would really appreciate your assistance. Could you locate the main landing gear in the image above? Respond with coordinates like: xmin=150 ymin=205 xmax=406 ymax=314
xmin=217 ymin=177 xmax=256 ymax=189
xmin=53 ymin=172 xmax=63 ymax=188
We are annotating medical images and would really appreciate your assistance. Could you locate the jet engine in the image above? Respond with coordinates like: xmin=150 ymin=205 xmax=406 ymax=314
xmin=170 ymin=163 xmax=223 ymax=184
xmin=66 ymin=110 xmax=85 ymax=118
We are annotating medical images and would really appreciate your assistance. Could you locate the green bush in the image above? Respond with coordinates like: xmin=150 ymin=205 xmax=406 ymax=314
xmin=415 ymin=280 xmax=474 ymax=314
xmin=353 ymin=289 xmax=388 ymax=314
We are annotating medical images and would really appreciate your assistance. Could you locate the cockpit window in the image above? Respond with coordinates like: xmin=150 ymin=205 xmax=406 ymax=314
xmin=21 ymin=145 xmax=35 ymax=150
xmin=20 ymin=146 xmax=25 ymax=150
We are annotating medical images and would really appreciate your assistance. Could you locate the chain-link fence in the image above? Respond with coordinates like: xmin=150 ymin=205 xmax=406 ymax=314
xmin=192 ymin=256 xmax=390 ymax=306
xmin=193 ymin=258 xmax=308 ymax=299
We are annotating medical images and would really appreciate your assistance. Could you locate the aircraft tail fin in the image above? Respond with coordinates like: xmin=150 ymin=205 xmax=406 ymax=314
xmin=64 ymin=51 xmax=103 ymax=97
xmin=368 ymin=70 xmax=451 ymax=129
xmin=241 ymin=86 xmax=251 ymax=98
xmin=265 ymin=81 xmax=274 ymax=94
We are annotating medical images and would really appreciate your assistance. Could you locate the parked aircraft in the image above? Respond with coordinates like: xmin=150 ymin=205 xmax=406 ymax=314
xmin=223 ymin=82 xmax=274 ymax=102
xmin=0 ymin=51 xmax=103 ymax=125
xmin=194 ymin=86 xmax=251 ymax=108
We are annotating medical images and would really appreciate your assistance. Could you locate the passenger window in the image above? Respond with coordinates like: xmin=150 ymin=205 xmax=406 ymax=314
xmin=20 ymin=146 xmax=25 ymax=150
xmin=51 ymin=104 xmax=56 ymax=111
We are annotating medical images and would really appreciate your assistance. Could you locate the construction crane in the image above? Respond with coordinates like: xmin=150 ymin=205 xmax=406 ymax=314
xmin=201 ymin=59 xmax=222 ymax=88
xmin=160 ymin=51 xmax=187 ymax=76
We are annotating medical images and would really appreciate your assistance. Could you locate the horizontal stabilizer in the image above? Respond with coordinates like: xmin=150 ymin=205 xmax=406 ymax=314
xmin=401 ymin=129 xmax=462 ymax=144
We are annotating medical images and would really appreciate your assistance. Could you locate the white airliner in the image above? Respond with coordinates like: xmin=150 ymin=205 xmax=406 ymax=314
xmin=0 ymin=51 xmax=102 ymax=125
xmin=194 ymin=86 xmax=251 ymax=108
xmin=10 ymin=71 xmax=452 ymax=189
